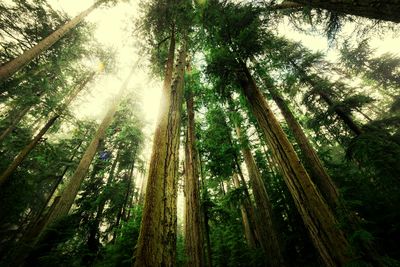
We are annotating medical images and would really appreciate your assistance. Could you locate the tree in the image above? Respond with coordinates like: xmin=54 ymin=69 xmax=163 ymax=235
xmin=203 ymin=2 xmax=353 ymax=265
xmin=0 ymin=0 xmax=116 ymax=82
xmin=41 ymin=70 xmax=132 ymax=233
xmin=273 ymin=0 xmax=400 ymax=22
xmin=184 ymin=67 xmax=205 ymax=267
xmin=133 ymin=0 xmax=193 ymax=265
xmin=0 ymin=72 xmax=95 ymax=186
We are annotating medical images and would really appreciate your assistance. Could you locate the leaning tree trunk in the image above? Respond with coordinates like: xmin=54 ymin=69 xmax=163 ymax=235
xmin=266 ymin=84 xmax=339 ymax=210
xmin=41 ymin=72 xmax=131 ymax=231
xmin=0 ymin=74 xmax=94 ymax=187
xmin=234 ymin=124 xmax=284 ymax=267
xmin=184 ymin=84 xmax=205 ymax=267
xmin=0 ymin=2 xmax=99 ymax=82
xmin=133 ymin=30 xmax=187 ymax=267
xmin=238 ymin=62 xmax=353 ymax=267
xmin=232 ymin=173 xmax=257 ymax=249
xmin=0 ymin=105 xmax=32 ymax=144
xmin=291 ymin=58 xmax=363 ymax=136
xmin=287 ymin=0 xmax=400 ymax=23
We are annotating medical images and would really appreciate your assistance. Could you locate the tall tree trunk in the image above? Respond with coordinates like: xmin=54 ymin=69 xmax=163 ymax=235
xmin=0 ymin=74 xmax=94 ymax=187
xmin=292 ymin=61 xmax=363 ymax=136
xmin=41 ymin=76 xmax=130 ymax=232
xmin=238 ymin=62 xmax=352 ymax=267
xmin=84 ymin=149 xmax=121 ymax=266
xmin=184 ymin=85 xmax=205 ymax=267
xmin=198 ymin=153 xmax=213 ymax=267
xmin=133 ymin=30 xmax=187 ymax=267
xmin=233 ymin=157 xmax=261 ymax=247
xmin=0 ymin=114 xmax=60 ymax=187
xmin=0 ymin=3 xmax=100 ymax=82
xmin=232 ymin=173 xmax=257 ymax=249
xmin=266 ymin=84 xmax=339 ymax=210
xmin=234 ymin=124 xmax=284 ymax=267
xmin=287 ymin=0 xmax=400 ymax=23
xmin=0 ymin=106 xmax=31 ymax=144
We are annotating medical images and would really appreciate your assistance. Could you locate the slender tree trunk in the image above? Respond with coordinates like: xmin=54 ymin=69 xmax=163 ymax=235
xmin=41 ymin=81 xmax=129 ymax=233
xmin=232 ymin=173 xmax=257 ymax=248
xmin=0 ymin=114 xmax=60 ymax=187
xmin=0 ymin=74 xmax=94 ymax=187
xmin=0 ymin=106 xmax=31 ymax=144
xmin=0 ymin=3 xmax=99 ymax=82
xmin=288 ymin=0 xmax=400 ymax=23
xmin=293 ymin=62 xmax=363 ymax=136
xmin=234 ymin=124 xmax=284 ymax=267
xmin=238 ymin=63 xmax=352 ymax=267
xmin=184 ymin=85 xmax=205 ymax=267
xmin=266 ymin=84 xmax=339 ymax=209
xmin=198 ymin=153 xmax=213 ymax=267
xmin=133 ymin=30 xmax=187 ymax=267
xmin=233 ymin=157 xmax=261 ymax=246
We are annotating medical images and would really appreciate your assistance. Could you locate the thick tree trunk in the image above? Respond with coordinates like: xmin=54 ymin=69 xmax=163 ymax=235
xmin=238 ymin=63 xmax=352 ymax=267
xmin=232 ymin=173 xmax=257 ymax=249
xmin=235 ymin=125 xmax=284 ymax=267
xmin=0 ymin=3 xmax=99 ymax=82
xmin=0 ymin=74 xmax=94 ymax=187
xmin=133 ymin=30 xmax=187 ymax=267
xmin=184 ymin=86 xmax=205 ymax=267
xmin=266 ymin=85 xmax=339 ymax=209
xmin=289 ymin=0 xmax=400 ymax=23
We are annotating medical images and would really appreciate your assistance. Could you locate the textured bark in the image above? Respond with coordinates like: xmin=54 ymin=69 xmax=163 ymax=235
xmin=232 ymin=173 xmax=257 ymax=249
xmin=133 ymin=31 xmax=187 ymax=267
xmin=0 ymin=3 xmax=99 ymax=82
xmin=290 ymin=0 xmax=400 ymax=23
xmin=235 ymin=125 xmax=284 ymax=267
xmin=184 ymin=86 xmax=205 ymax=267
xmin=238 ymin=63 xmax=352 ymax=267
xmin=0 ymin=74 xmax=93 ymax=187
xmin=267 ymin=85 xmax=339 ymax=209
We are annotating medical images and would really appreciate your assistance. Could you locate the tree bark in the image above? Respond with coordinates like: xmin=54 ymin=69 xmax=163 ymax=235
xmin=238 ymin=62 xmax=352 ymax=267
xmin=234 ymin=124 xmax=285 ymax=267
xmin=266 ymin=84 xmax=339 ymax=210
xmin=289 ymin=0 xmax=400 ymax=23
xmin=0 ymin=3 xmax=99 ymax=82
xmin=184 ymin=84 xmax=205 ymax=267
xmin=133 ymin=30 xmax=187 ymax=267
xmin=0 ymin=74 xmax=94 ymax=187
